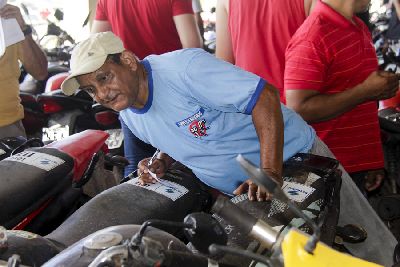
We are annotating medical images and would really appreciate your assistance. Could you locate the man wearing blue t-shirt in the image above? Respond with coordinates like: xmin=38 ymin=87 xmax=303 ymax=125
xmin=61 ymin=32 xmax=397 ymax=266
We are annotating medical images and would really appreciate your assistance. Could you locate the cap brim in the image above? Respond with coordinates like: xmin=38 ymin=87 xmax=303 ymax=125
xmin=61 ymin=54 xmax=108 ymax=96
xmin=61 ymin=76 xmax=81 ymax=96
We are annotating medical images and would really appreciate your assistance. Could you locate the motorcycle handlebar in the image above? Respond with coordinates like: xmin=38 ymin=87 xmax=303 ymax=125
xmin=45 ymin=50 xmax=71 ymax=61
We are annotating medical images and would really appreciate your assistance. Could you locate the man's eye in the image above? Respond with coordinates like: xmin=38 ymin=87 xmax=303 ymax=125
xmin=99 ymin=73 xmax=110 ymax=82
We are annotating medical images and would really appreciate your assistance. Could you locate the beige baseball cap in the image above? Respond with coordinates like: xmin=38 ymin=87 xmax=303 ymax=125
xmin=61 ymin=31 xmax=125 ymax=96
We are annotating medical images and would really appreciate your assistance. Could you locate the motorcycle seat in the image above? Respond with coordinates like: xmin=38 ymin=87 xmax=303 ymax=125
xmin=0 ymin=147 xmax=74 ymax=229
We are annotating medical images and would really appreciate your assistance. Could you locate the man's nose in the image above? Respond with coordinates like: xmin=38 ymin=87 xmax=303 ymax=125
xmin=95 ymin=86 xmax=110 ymax=102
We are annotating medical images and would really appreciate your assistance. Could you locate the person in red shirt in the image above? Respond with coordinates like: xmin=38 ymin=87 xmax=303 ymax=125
xmin=215 ymin=0 xmax=317 ymax=101
xmin=285 ymin=0 xmax=399 ymax=192
xmin=285 ymin=1 xmax=399 ymax=264
xmin=92 ymin=0 xmax=202 ymax=176
xmin=92 ymin=0 xmax=202 ymax=59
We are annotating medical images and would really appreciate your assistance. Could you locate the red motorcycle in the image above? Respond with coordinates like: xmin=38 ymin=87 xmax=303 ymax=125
xmin=0 ymin=130 xmax=122 ymax=235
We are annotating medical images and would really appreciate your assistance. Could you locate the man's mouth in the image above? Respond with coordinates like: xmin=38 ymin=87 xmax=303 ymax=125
xmin=105 ymin=94 xmax=119 ymax=105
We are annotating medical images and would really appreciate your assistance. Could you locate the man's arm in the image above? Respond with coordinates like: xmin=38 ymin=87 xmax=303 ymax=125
xmin=215 ymin=0 xmax=234 ymax=63
xmin=173 ymin=14 xmax=203 ymax=48
xmin=285 ymin=35 xmax=400 ymax=123
xmin=252 ymin=84 xmax=284 ymax=182
xmin=286 ymin=71 xmax=400 ymax=123
xmin=91 ymin=20 xmax=112 ymax=33
xmin=20 ymin=33 xmax=48 ymax=80
xmin=0 ymin=4 xmax=47 ymax=80
xmin=234 ymin=84 xmax=284 ymax=201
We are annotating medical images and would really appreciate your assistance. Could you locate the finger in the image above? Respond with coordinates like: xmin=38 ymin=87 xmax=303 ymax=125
xmin=149 ymin=159 xmax=165 ymax=174
xmin=257 ymin=187 xmax=267 ymax=202
xmin=365 ymin=182 xmax=378 ymax=191
xmin=137 ymin=158 xmax=150 ymax=171
xmin=138 ymin=173 xmax=155 ymax=185
xmin=233 ymin=182 xmax=249 ymax=195
xmin=366 ymin=174 xmax=384 ymax=191
xmin=248 ymin=182 xmax=258 ymax=201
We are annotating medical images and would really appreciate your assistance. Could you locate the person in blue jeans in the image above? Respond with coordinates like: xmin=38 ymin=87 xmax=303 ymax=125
xmin=61 ymin=32 xmax=397 ymax=266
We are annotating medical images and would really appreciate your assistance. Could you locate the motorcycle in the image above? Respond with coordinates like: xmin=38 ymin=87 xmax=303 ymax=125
xmin=0 ymin=153 xmax=349 ymax=266
xmin=1 ymin=155 xmax=386 ymax=267
xmin=0 ymin=130 xmax=121 ymax=236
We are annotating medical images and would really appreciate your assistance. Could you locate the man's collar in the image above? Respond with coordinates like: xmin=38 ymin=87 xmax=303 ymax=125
xmin=316 ymin=0 xmax=361 ymax=30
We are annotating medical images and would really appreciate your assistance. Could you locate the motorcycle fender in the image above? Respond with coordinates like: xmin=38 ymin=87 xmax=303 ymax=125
xmin=281 ymin=229 xmax=382 ymax=267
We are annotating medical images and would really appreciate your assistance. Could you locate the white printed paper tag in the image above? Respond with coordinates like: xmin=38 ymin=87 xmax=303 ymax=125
xmin=128 ymin=177 xmax=188 ymax=201
xmin=5 ymin=151 xmax=65 ymax=171
xmin=282 ymin=181 xmax=315 ymax=202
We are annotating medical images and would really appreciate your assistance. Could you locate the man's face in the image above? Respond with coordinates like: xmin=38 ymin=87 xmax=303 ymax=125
xmin=355 ymin=0 xmax=371 ymax=13
xmin=76 ymin=55 xmax=140 ymax=112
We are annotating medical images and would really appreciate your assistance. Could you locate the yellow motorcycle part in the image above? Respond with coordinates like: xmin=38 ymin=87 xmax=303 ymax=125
xmin=281 ymin=229 xmax=383 ymax=267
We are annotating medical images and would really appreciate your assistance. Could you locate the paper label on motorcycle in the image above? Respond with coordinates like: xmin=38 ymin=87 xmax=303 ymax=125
xmin=104 ymin=129 xmax=124 ymax=149
xmin=282 ymin=181 xmax=315 ymax=202
xmin=128 ymin=178 xmax=188 ymax=201
xmin=5 ymin=151 xmax=65 ymax=171
xmin=42 ymin=124 xmax=69 ymax=142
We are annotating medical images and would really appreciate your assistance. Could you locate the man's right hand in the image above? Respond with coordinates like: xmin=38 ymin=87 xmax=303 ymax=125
xmin=361 ymin=70 xmax=400 ymax=101
xmin=137 ymin=157 xmax=168 ymax=185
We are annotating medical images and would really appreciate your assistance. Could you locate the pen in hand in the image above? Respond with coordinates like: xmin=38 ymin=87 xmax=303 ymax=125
xmin=148 ymin=149 xmax=161 ymax=182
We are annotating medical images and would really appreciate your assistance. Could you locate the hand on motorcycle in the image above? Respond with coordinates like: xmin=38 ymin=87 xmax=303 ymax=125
xmin=137 ymin=157 xmax=168 ymax=185
xmin=365 ymin=169 xmax=385 ymax=192
xmin=0 ymin=4 xmax=26 ymax=29
xmin=233 ymin=179 xmax=273 ymax=201
xmin=361 ymin=70 xmax=400 ymax=101
xmin=233 ymin=170 xmax=282 ymax=202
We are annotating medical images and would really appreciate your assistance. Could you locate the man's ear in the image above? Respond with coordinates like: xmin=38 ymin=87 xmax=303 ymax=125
xmin=120 ymin=50 xmax=139 ymax=71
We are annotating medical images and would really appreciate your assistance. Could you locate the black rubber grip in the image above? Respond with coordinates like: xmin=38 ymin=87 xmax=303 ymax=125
xmin=211 ymin=195 xmax=257 ymax=235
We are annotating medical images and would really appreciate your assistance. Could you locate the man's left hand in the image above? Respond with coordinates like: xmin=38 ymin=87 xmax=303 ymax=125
xmin=365 ymin=169 xmax=385 ymax=191
xmin=233 ymin=179 xmax=272 ymax=201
